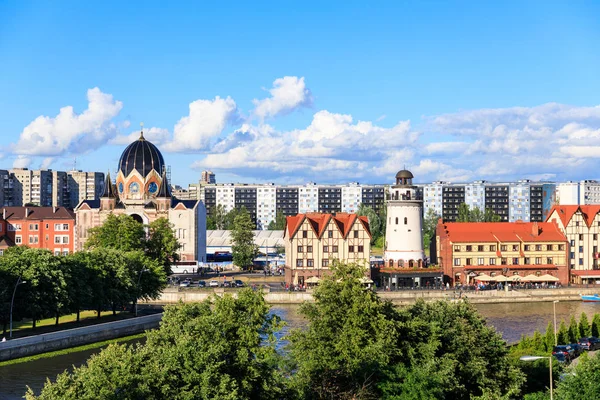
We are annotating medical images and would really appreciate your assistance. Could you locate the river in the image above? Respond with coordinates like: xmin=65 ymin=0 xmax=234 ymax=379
xmin=2 ymin=301 xmax=599 ymax=399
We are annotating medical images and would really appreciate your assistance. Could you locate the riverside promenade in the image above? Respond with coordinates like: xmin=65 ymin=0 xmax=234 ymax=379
xmin=143 ymin=286 xmax=600 ymax=306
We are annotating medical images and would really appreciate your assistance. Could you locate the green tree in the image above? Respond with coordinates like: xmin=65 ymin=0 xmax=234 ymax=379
xmin=568 ymin=315 xmax=579 ymax=343
xmin=484 ymin=208 xmax=502 ymax=222
xmin=225 ymin=206 xmax=246 ymax=230
xmin=543 ymin=321 xmax=555 ymax=351
xmin=554 ymin=351 xmax=600 ymax=399
xmin=579 ymin=312 xmax=592 ymax=338
xmin=207 ymin=204 xmax=228 ymax=230
xmin=85 ymin=213 xmax=145 ymax=252
xmin=145 ymin=217 xmax=181 ymax=275
xmin=457 ymin=203 xmax=471 ymax=222
xmin=456 ymin=204 xmax=502 ymax=222
xmin=470 ymin=206 xmax=485 ymax=222
xmin=63 ymin=253 xmax=94 ymax=322
xmin=592 ymin=313 xmax=600 ymax=337
xmin=267 ymin=210 xmax=286 ymax=230
xmin=557 ymin=321 xmax=569 ymax=345
xmin=27 ymin=289 xmax=290 ymax=400
xmin=422 ymin=208 xmax=440 ymax=250
xmin=231 ymin=209 xmax=258 ymax=269
xmin=357 ymin=203 xmax=382 ymax=244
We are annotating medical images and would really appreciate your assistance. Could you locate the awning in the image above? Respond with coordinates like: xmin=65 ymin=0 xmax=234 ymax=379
xmin=306 ymin=276 xmax=320 ymax=284
xmin=522 ymin=275 xmax=538 ymax=282
xmin=492 ymin=275 xmax=509 ymax=282
xmin=360 ymin=277 xmax=374 ymax=284
xmin=293 ymin=272 xmax=299 ymax=286
xmin=538 ymin=274 xmax=559 ymax=282
xmin=474 ymin=274 xmax=493 ymax=281
xmin=508 ymin=275 xmax=522 ymax=282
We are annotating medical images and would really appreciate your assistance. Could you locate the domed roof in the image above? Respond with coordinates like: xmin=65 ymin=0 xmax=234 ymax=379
xmin=395 ymin=169 xmax=414 ymax=179
xmin=118 ymin=132 xmax=165 ymax=178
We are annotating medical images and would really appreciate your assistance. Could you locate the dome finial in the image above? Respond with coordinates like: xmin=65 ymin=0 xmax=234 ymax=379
xmin=139 ymin=122 xmax=145 ymax=140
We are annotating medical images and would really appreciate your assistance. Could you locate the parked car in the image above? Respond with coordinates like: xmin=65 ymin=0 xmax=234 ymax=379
xmin=198 ymin=280 xmax=206 ymax=288
xmin=179 ymin=280 xmax=191 ymax=288
xmin=209 ymin=280 xmax=219 ymax=287
xmin=234 ymin=280 xmax=244 ymax=288
xmin=579 ymin=337 xmax=600 ymax=351
xmin=569 ymin=343 xmax=583 ymax=357
xmin=553 ymin=352 xmax=570 ymax=364
xmin=223 ymin=280 xmax=232 ymax=288
xmin=553 ymin=345 xmax=576 ymax=359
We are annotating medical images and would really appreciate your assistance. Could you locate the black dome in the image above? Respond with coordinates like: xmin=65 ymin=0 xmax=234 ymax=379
xmin=395 ymin=169 xmax=414 ymax=179
xmin=118 ymin=135 xmax=165 ymax=178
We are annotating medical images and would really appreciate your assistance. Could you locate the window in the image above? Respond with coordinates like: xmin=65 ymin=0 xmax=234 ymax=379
xmin=358 ymin=245 xmax=364 ymax=253
xmin=501 ymin=257 xmax=507 ymax=265
xmin=296 ymin=259 xmax=303 ymax=267
xmin=524 ymin=245 xmax=531 ymax=251
xmin=15 ymin=235 xmax=22 ymax=244
xmin=580 ymin=258 xmax=584 ymax=266
xmin=302 ymin=230 xmax=308 ymax=238
xmin=389 ymin=260 xmax=394 ymax=267
xmin=62 ymin=250 xmax=69 ymax=255
xmin=404 ymin=217 xmax=407 ymax=225
xmin=535 ymin=244 xmax=542 ymax=251
xmin=576 ymin=221 xmax=580 ymax=227
xmin=512 ymin=257 xmax=519 ymax=265
xmin=454 ymin=245 xmax=460 ymax=252
xmin=595 ymin=234 xmax=598 ymax=241
xmin=466 ymin=258 xmax=472 ymax=266
xmin=477 ymin=245 xmax=484 ymax=252
xmin=546 ymin=244 xmax=553 ymax=251
xmin=579 ymin=234 xmax=584 ymax=241
xmin=55 ymin=235 xmax=69 ymax=244
xmin=322 ymin=259 xmax=329 ymax=267
xmin=466 ymin=245 xmax=472 ymax=252
xmin=570 ymin=240 xmax=575 ymax=246
xmin=570 ymin=252 xmax=575 ymax=259
xmin=54 ymin=250 xmax=61 ymax=256
xmin=8 ymin=224 xmax=21 ymax=231
xmin=54 ymin=224 xmax=69 ymax=231
xmin=547 ymin=257 xmax=553 ymax=264
xmin=501 ymin=245 xmax=507 ymax=251
xmin=579 ymin=246 xmax=584 ymax=253
xmin=307 ymin=259 xmax=314 ymax=267
xmin=297 ymin=246 xmax=303 ymax=253
xmin=349 ymin=245 xmax=355 ymax=252
xmin=477 ymin=257 xmax=484 ymax=265
xmin=323 ymin=246 xmax=329 ymax=253
xmin=559 ymin=244 xmax=565 ymax=251
xmin=490 ymin=245 xmax=496 ymax=251
xmin=29 ymin=223 xmax=38 ymax=231
xmin=512 ymin=245 xmax=519 ymax=251
xmin=28 ymin=235 xmax=38 ymax=244
xmin=524 ymin=257 xmax=530 ymax=264
xmin=332 ymin=246 xmax=338 ymax=253
xmin=454 ymin=258 xmax=461 ymax=266
xmin=489 ymin=258 xmax=496 ymax=265
xmin=535 ymin=257 xmax=541 ymax=265
xmin=354 ymin=230 xmax=359 ymax=238
xmin=328 ymin=230 xmax=333 ymax=238
xmin=395 ymin=217 xmax=398 ymax=225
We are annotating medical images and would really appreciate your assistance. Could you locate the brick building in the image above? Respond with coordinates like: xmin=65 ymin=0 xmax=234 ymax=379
xmin=433 ymin=220 xmax=569 ymax=285
xmin=0 ymin=206 xmax=75 ymax=255
xmin=283 ymin=213 xmax=371 ymax=286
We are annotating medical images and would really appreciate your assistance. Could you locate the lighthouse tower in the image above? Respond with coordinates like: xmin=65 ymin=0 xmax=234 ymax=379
xmin=384 ymin=169 xmax=426 ymax=268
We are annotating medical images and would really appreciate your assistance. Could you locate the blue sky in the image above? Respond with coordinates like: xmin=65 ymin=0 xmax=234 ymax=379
xmin=1 ymin=1 xmax=599 ymax=186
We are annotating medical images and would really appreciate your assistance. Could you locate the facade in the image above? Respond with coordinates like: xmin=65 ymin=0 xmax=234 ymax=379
xmin=546 ymin=205 xmax=600 ymax=284
xmin=557 ymin=181 xmax=600 ymax=205
xmin=256 ymin=185 xmax=277 ymax=230
xmin=66 ymin=170 xmax=105 ymax=208
xmin=433 ymin=220 xmax=569 ymax=285
xmin=201 ymin=170 xmax=216 ymax=185
xmin=0 ymin=206 xmax=75 ymax=255
xmin=283 ymin=213 xmax=371 ymax=286
xmin=75 ymin=130 xmax=207 ymax=263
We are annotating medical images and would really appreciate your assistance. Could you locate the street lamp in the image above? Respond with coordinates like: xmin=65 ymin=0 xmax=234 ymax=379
xmin=553 ymin=300 xmax=559 ymax=346
xmin=520 ymin=356 xmax=553 ymax=400
xmin=135 ymin=269 xmax=149 ymax=317
xmin=9 ymin=276 xmax=27 ymax=338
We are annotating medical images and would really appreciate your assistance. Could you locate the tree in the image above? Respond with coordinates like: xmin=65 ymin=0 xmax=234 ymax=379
xmin=543 ymin=321 xmax=555 ymax=352
xmin=456 ymin=203 xmax=502 ymax=222
xmin=85 ymin=213 xmax=145 ymax=252
xmin=554 ymin=351 xmax=600 ymax=399
xmin=579 ymin=312 xmax=592 ymax=338
xmin=557 ymin=321 xmax=569 ymax=345
xmin=357 ymin=203 xmax=382 ymax=245
xmin=592 ymin=313 xmax=600 ymax=337
xmin=27 ymin=289 xmax=290 ymax=400
xmin=457 ymin=203 xmax=471 ymax=222
xmin=267 ymin=210 xmax=286 ymax=230
xmin=422 ymin=208 xmax=440 ymax=250
xmin=568 ymin=315 xmax=579 ymax=343
xmin=207 ymin=204 xmax=228 ymax=230
xmin=231 ymin=209 xmax=258 ymax=269
xmin=225 ymin=206 xmax=247 ymax=230
xmin=145 ymin=217 xmax=181 ymax=275
xmin=484 ymin=208 xmax=502 ymax=222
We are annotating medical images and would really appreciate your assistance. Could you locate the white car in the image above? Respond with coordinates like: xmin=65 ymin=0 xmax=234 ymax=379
xmin=209 ymin=280 xmax=219 ymax=287
xmin=179 ymin=280 xmax=191 ymax=287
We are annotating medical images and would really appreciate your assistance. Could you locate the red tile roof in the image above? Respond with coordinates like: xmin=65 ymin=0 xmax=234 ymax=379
xmin=285 ymin=212 xmax=372 ymax=240
xmin=547 ymin=205 xmax=600 ymax=228
xmin=440 ymin=221 xmax=566 ymax=243
xmin=0 ymin=206 xmax=75 ymax=220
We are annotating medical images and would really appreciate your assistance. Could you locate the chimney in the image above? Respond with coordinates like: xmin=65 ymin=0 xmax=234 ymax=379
xmin=532 ymin=222 xmax=539 ymax=237
xmin=53 ymin=206 xmax=57 ymax=213
xmin=25 ymin=207 xmax=28 ymax=218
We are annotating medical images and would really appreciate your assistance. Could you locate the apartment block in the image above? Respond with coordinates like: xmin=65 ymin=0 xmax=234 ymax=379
xmin=557 ymin=181 xmax=600 ymax=205
xmin=341 ymin=183 xmax=362 ymax=213
xmin=66 ymin=170 xmax=105 ymax=208
xmin=257 ymin=185 xmax=276 ymax=229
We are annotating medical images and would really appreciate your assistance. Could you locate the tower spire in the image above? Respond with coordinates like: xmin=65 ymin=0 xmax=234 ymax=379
xmin=156 ymin=167 xmax=171 ymax=198
xmin=101 ymin=171 xmax=116 ymax=198
xmin=139 ymin=122 xmax=145 ymax=140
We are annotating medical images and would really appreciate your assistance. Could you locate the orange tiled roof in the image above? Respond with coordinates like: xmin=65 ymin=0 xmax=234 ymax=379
xmin=441 ymin=221 xmax=566 ymax=243
xmin=285 ymin=212 xmax=372 ymax=240
xmin=547 ymin=205 xmax=600 ymax=228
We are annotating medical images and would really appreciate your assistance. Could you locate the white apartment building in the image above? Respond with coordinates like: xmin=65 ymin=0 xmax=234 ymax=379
xmin=465 ymin=181 xmax=486 ymax=211
xmin=422 ymin=181 xmax=445 ymax=216
xmin=557 ymin=181 xmax=600 ymax=205
xmin=342 ymin=182 xmax=362 ymax=213
xmin=299 ymin=183 xmax=319 ymax=213
xmin=216 ymin=185 xmax=235 ymax=212
xmin=257 ymin=185 xmax=277 ymax=229
xmin=509 ymin=180 xmax=531 ymax=222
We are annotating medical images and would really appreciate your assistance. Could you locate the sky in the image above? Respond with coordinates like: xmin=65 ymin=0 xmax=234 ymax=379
xmin=1 ymin=1 xmax=600 ymax=187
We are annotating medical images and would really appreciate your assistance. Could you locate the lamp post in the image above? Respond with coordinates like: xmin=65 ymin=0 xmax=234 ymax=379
xmin=135 ymin=269 xmax=148 ymax=317
xmin=9 ymin=276 xmax=27 ymax=338
xmin=553 ymin=300 xmax=559 ymax=346
xmin=520 ymin=356 xmax=553 ymax=400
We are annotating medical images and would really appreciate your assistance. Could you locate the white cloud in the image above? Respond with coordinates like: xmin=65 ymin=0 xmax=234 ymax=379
xmin=253 ymin=76 xmax=312 ymax=119
xmin=12 ymin=88 xmax=122 ymax=157
xmin=13 ymin=156 xmax=31 ymax=169
xmin=162 ymin=96 xmax=238 ymax=152
xmin=110 ymin=127 xmax=171 ymax=146
xmin=40 ymin=157 xmax=54 ymax=169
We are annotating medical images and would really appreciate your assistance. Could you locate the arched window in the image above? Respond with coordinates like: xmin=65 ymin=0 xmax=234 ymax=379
xmin=399 ymin=260 xmax=404 ymax=267
xmin=395 ymin=217 xmax=399 ymax=225
xmin=404 ymin=217 xmax=407 ymax=225
xmin=409 ymin=260 xmax=414 ymax=268
xmin=389 ymin=259 xmax=394 ymax=267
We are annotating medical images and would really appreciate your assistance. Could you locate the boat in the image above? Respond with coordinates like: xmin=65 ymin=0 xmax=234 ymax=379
xmin=581 ymin=294 xmax=600 ymax=302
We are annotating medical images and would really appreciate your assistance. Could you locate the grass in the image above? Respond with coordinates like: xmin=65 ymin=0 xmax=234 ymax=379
xmin=12 ymin=310 xmax=126 ymax=331
xmin=0 ymin=332 xmax=146 ymax=367
xmin=371 ymin=246 xmax=384 ymax=256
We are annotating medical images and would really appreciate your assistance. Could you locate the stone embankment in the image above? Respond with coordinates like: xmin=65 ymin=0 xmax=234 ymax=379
xmin=144 ymin=287 xmax=600 ymax=305
xmin=0 ymin=314 xmax=161 ymax=362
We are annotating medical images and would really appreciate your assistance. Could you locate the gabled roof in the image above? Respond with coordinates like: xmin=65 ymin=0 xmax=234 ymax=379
xmin=0 ymin=207 xmax=75 ymax=220
xmin=0 ymin=235 xmax=15 ymax=248
xmin=547 ymin=205 xmax=600 ymax=228
xmin=440 ymin=221 xmax=566 ymax=243
xmin=285 ymin=212 xmax=372 ymax=240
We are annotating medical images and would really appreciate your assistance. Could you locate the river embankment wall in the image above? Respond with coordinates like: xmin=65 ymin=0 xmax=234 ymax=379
xmin=0 ymin=314 xmax=161 ymax=362
xmin=144 ymin=287 xmax=600 ymax=306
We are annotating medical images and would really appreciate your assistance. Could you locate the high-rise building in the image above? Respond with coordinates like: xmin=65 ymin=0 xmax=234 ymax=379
xmin=201 ymin=170 xmax=216 ymax=185
xmin=557 ymin=181 xmax=600 ymax=205
xmin=66 ymin=170 xmax=105 ymax=207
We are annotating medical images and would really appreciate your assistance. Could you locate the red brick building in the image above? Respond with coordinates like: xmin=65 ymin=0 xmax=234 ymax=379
xmin=433 ymin=220 xmax=570 ymax=285
xmin=0 ymin=207 xmax=75 ymax=255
